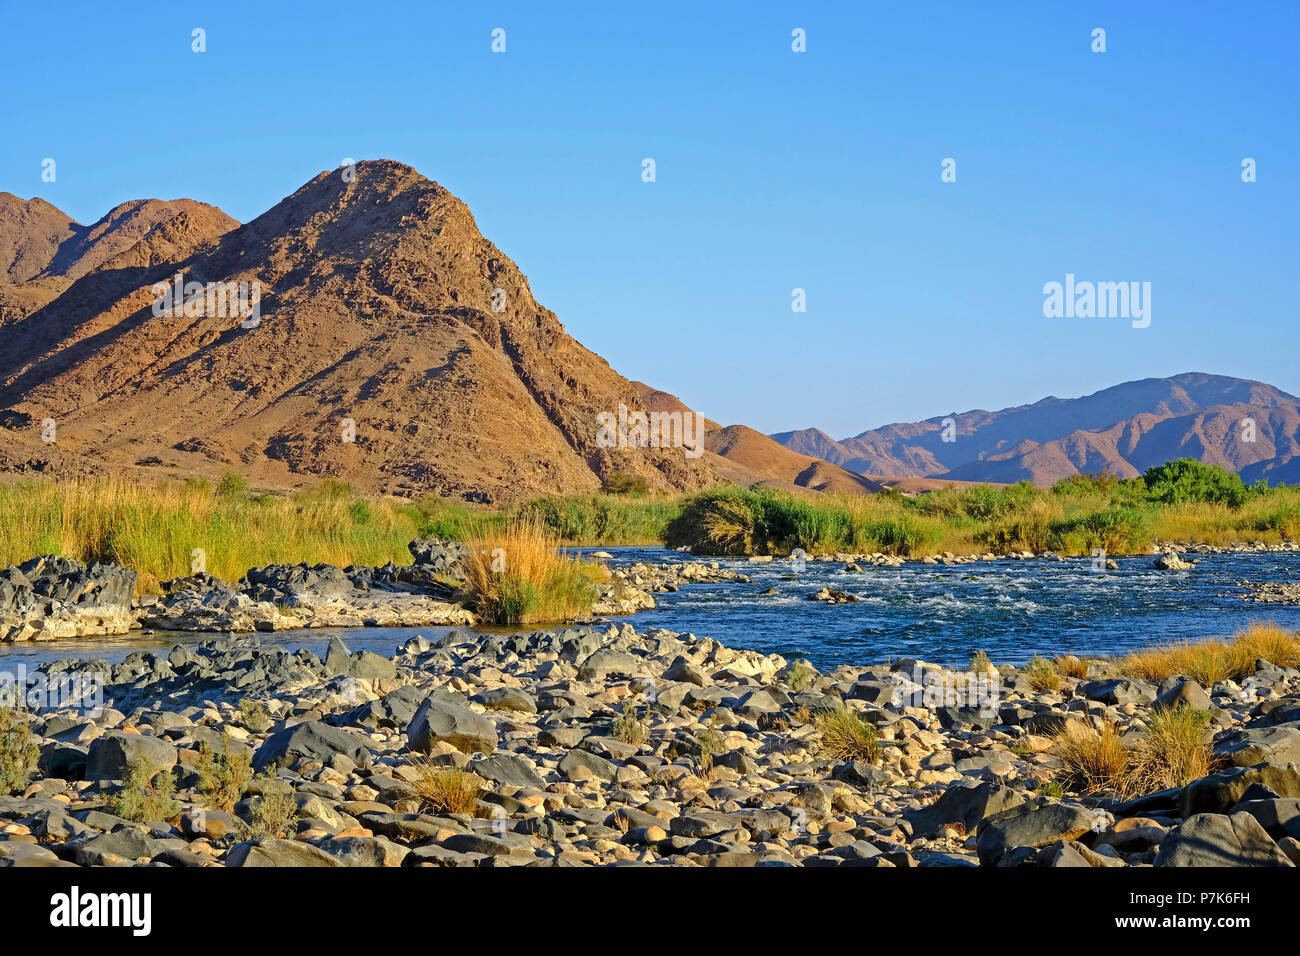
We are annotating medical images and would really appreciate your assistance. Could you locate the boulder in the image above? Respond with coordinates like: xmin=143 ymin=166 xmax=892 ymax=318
xmin=975 ymin=798 xmax=1096 ymax=867
xmin=1154 ymin=812 xmax=1293 ymax=867
xmin=407 ymin=698 xmax=497 ymax=755
xmin=252 ymin=720 xmax=371 ymax=772
xmin=226 ymin=838 xmax=345 ymax=867
xmin=85 ymin=733 xmax=179 ymax=780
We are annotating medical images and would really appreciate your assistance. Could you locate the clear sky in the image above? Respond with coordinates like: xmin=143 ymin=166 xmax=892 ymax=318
xmin=3 ymin=1 xmax=1296 ymax=437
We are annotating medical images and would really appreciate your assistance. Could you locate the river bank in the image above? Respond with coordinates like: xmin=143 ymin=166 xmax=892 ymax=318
xmin=1 ymin=621 xmax=1298 ymax=868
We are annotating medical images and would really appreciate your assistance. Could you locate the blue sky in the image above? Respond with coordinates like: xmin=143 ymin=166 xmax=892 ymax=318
xmin=2 ymin=1 xmax=1296 ymax=436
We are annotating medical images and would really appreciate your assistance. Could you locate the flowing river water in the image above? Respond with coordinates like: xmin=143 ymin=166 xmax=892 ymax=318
xmin=2 ymin=547 xmax=1298 ymax=671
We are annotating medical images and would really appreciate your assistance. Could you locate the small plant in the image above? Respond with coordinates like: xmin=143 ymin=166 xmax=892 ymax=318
xmin=691 ymin=715 xmax=725 ymax=783
xmin=812 ymin=706 xmax=881 ymax=764
xmin=785 ymin=661 xmax=815 ymax=692
xmin=1024 ymin=655 xmax=1062 ymax=693
xmin=967 ymin=650 xmax=994 ymax=675
xmin=238 ymin=699 xmax=272 ymax=734
xmin=409 ymin=757 xmax=483 ymax=815
xmin=110 ymin=759 xmax=181 ymax=823
xmin=611 ymin=703 xmax=650 ymax=746
xmin=0 ymin=707 xmax=40 ymax=796
xmin=1036 ymin=779 xmax=1066 ymax=798
xmin=241 ymin=774 xmax=300 ymax=838
xmin=195 ymin=742 xmax=254 ymax=814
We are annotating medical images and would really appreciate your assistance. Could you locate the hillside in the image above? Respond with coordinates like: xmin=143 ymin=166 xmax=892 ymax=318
xmin=774 ymin=373 xmax=1300 ymax=486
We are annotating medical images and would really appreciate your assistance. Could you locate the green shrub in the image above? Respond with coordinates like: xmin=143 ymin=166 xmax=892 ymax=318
xmin=601 ymin=472 xmax=649 ymax=496
xmin=0 ymin=708 xmax=40 ymax=796
xmin=196 ymin=743 xmax=254 ymax=813
xmin=110 ymin=759 xmax=180 ymax=823
xmin=1142 ymin=459 xmax=1251 ymax=508
xmin=215 ymin=470 xmax=249 ymax=498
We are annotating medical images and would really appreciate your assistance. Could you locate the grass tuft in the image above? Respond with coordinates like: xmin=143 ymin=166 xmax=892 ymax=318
xmin=812 ymin=706 xmax=881 ymax=763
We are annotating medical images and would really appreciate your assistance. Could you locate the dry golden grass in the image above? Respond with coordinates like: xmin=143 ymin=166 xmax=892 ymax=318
xmin=1051 ymin=707 xmax=1216 ymax=799
xmin=1051 ymin=719 xmax=1130 ymax=794
xmin=1052 ymin=655 xmax=1089 ymax=679
xmin=1127 ymin=706 xmax=1217 ymax=793
xmin=407 ymin=758 xmax=483 ymax=816
xmin=461 ymin=516 xmax=607 ymax=624
xmin=1024 ymin=655 xmax=1062 ymax=693
xmin=1118 ymin=623 xmax=1300 ymax=685
xmin=812 ymin=706 xmax=881 ymax=763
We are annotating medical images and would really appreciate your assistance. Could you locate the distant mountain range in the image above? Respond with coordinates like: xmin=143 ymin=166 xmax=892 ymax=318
xmin=772 ymin=373 xmax=1300 ymax=486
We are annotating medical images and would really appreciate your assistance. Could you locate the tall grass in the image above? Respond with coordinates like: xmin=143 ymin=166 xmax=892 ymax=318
xmin=1051 ymin=707 xmax=1215 ymax=798
xmin=0 ymin=477 xmax=429 ymax=592
xmin=461 ymin=517 xmax=607 ymax=625
xmin=1118 ymin=622 xmax=1300 ymax=684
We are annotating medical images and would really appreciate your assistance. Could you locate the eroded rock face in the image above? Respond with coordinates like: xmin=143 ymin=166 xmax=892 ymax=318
xmin=0 ymin=556 xmax=137 ymax=643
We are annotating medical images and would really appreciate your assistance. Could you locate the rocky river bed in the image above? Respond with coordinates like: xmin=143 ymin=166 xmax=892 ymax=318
xmin=1 ymin=619 xmax=1298 ymax=868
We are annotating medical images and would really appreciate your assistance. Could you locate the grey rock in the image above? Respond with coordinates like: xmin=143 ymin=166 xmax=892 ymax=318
xmin=1154 ymin=813 xmax=1293 ymax=867
xmin=252 ymin=720 xmax=371 ymax=772
xmin=226 ymin=838 xmax=345 ymax=867
xmin=407 ymin=698 xmax=497 ymax=755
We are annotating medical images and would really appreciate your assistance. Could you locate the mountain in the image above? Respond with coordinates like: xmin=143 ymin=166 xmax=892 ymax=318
xmin=0 ymin=161 xmax=848 ymax=502
xmin=0 ymin=195 xmax=238 ymax=327
xmin=773 ymin=373 xmax=1300 ymax=486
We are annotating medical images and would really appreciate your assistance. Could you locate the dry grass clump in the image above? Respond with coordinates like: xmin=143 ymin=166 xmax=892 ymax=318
xmin=462 ymin=517 xmax=607 ymax=625
xmin=408 ymin=757 xmax=483 ymax=816
xmin=1024 ymin=655 xmax=1062 ymax=693
xmin=1050 ymin=707 xmax=1216 ymax=798
xmin=611 ymin=704 xmax=650 ymax=746
xmin=1051 ymin=719 xmax=1130 ymax=794
xmin=1053 ymin=654 xmax=1088 ymax=679
xmin=812 ymin=706 xmax=881 ymax=763
xmin=1118 ymin=623 xmax=1300 ymax=685
xmin=1127 ymin=706 xmax=1216 ymax=792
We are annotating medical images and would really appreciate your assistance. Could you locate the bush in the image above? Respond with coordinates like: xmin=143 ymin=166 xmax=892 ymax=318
xmin=0 ymin=708 xmax=40 ymax=796
xmin=110 ymin=759 xmax=180 ymax=823
xmin=610 ymin=703 xmax=650 ymax=746
xmin=242 ymin=777 xmax=299 ymax=838
xmin=196 ymin=743 xmax=254 ymax=813
xmin=238 ymin=698 xmax=273 ymax=734
xmin=216 ymin=470 xmax=249 ymax=498
xmin=1143 ymin=459 xmax=1250 ymax=508
xmin=601 ymin=472 xmax=649 ymax=496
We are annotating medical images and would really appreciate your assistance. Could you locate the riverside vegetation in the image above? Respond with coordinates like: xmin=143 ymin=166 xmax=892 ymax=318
xmin=0 ymin=460 xmax=1295 ymax=595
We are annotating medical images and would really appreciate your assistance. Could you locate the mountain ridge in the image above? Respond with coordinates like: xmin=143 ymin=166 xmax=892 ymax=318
xmin=772 ymin=373 xmax=1300 ymax=485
